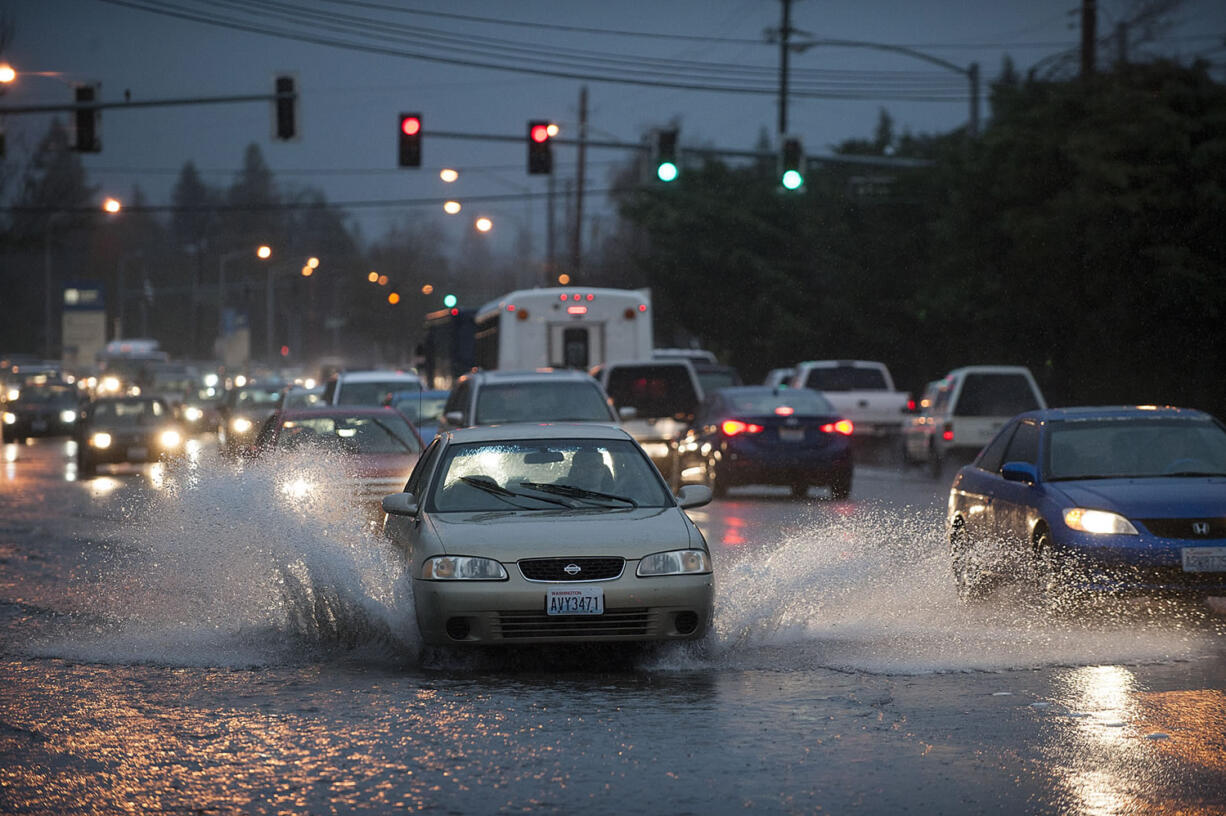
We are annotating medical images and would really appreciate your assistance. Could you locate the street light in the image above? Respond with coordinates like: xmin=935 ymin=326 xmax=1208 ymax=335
xmin=474 ymin=216 xmax=493 ymax=233
xmin=102 ymin=197 xmax=122 ymax=214
xmin=0 ymin=64 xmax=15 ymax=85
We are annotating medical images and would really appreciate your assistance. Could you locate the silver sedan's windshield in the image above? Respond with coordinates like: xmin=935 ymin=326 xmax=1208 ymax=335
xmin=1045 ymin=418 xmax=1226 ymax=480
xmin=430 ymin=438 xmax=671 ymax=511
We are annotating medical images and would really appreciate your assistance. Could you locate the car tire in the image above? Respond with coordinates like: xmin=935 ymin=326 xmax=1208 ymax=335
xmin=1030 ymin=525 xmax=1072 ymax=613
xmin=707 ymin=459 xmax=728 ymax=499
xmin=77 ymin=451 xmax=96 ymax=478
xmin=950 ymin=519 xmax=989 ymax=602
xmin=829 ymin=468 xmax=852 ymax=500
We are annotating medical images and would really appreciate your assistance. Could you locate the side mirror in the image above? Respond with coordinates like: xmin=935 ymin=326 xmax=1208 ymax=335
xmin=676 ymin=484 xmax=712 ymax=509
xmin=618 ymin=405 xmax=638 ymax=420
xmin=382 ymin=491 xmax=420 ymax=517
xmin=1001 ymin=461 xmax=1038 ymax=485
xmin=442 ymin=410 xmax=464 ymax=427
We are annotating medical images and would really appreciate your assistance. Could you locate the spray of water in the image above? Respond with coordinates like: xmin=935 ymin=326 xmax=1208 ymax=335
xmin=30 ymin=457 xmax=1221 ymax=674
xmin=31 ymin=449 xmax=418 ymax=667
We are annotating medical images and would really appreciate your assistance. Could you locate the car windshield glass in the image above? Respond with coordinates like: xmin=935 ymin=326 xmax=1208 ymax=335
xmin=391 ymin=393 xmax=448 ymax=424
xmin=1045 ymin=418 xmax=1226 ymax=479
xmin=953 ymin=373 xmax=1040 ymax=417
xmin=235 ymin=388 xmax=283 ymax=408
xmin=18 ymin=385 xmax=76 ymax=404
xmin=695 ymin=368 xmax=740 ymax=393
xmin=283 ymin=388 xmax=324 ymax=409
xmin=337 ymin=380 xmax=421 ymax=406
xmin=724 ymin=390 xmax=832 ymax=415
xmin=803 ymin=366 xmax=888 ymax=391
xmin=604 ymin=365 xmax=698 ymax=420
xmin=474 ymin=382 xmax=611 ymax=424
xmin=430 ymin=438 xmax=671 ymax=512
xmin=276 ymin=414 xmax=422 ymax=454
xmin=93 ymin=400 xmax=161 ymax=424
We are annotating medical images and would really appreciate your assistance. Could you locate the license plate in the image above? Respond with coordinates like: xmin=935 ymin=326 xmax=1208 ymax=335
xmin=779 ymin=428 xmax=804 ymax=442
xmin=546 ymin=587 xmax=604 ymax=615
xmin=1182 ymin=547 xmax=1226 ymax=573
xmin=127 ymin=446 xmax=149 ymax=460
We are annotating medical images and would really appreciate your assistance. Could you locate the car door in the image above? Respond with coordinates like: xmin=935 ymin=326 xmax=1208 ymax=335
xmin=990 ymin=419 xmax=1042 ymax=549
xmin=952 ymin=419 xmax=1017 ymax=548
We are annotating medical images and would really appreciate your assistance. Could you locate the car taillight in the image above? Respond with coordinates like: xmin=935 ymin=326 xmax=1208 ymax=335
xmin=942 ymin=422 xmax=954 ymax=442
xmin=722 ymin=419 xmax=763 ymax=437
xmin=820 ymin=419 xmax=854 ymax=436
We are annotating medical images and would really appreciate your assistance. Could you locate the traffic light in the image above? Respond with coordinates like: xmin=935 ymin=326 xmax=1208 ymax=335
xmin=527 ymin=120 xmax=553 ymax=175
xmin=654 ymin=128 xmax=678 ymax=182
xmin=273 ymin=75 xmax=297 ymax=141
xmin=443 ymin=293 xmax=458 ymax=308
xmin=399 ymin=112 xmax=422 ymax=168
xmin=73 ymin=83 xmax=100 ymax=153
xmin=780 ymin=136 xmax=804 ymax=191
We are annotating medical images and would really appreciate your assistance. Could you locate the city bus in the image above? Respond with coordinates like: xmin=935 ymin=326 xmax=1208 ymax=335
xmin=473 ymin=287 xmax=652 ymax=371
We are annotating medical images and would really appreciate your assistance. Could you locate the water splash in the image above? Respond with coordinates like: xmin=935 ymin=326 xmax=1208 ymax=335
xmin=30 ymin=449 xmax=418 ymax=667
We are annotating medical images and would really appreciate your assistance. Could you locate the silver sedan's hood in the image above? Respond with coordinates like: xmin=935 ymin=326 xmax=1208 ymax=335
xmin=428 ymin=508 xmax=700 ymax=560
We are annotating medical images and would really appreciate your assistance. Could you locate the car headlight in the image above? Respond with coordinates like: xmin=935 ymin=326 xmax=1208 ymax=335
xmin=100 ymin=376 xmax=120 ymax=393
xmin=90 ymin=432 xmax=112 ymax=449
xmin=231 ymin=416 xmax=253 ymax=434
xmin=5 ymin=388 xmax=18 ymax=401
xmin=421 ymin=555 xmax=507 ymax=581
xmin=280 ymin=478 xmax=316 ymax=500
xmin=60 ymin=410 xmax=78 ymax=424
xmin=2 ymin=412 xmax=14 ymax=425
xmin=1063 ymin=508 xmax=1139 ymax=535
xmin=159 ymin=429 xmax=182 ymax=449
xmin=183 ymin=406 xmax=203 ymax=422
xmin=636 ymin=549 xmax=712 ymax=577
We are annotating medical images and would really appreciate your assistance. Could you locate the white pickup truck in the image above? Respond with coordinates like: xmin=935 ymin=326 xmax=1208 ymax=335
xmin=788 ymin=360 xmax=910 ymax=438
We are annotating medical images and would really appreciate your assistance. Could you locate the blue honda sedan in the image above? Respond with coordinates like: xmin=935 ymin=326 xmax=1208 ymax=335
xmin=947 ymin=406 xmax=1226 ymax=601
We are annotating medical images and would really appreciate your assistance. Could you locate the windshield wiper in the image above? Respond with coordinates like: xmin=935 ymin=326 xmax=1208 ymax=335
xmin=458 ymin=475 xmax=570 ymax=508
xmin=516 ymin=480 xmax=639 ymax=508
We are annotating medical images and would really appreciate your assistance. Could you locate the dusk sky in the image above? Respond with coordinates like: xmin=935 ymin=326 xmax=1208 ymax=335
xmin=3 ymin=0 xmax=1224 ymax=250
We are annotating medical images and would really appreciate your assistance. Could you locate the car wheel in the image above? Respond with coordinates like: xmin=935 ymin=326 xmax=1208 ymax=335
xmin=77 ymin=451 xmax=96 ymax=478
xmin=1030 ymin=525 xmax=1073 ymax=612
xmin=707 ymin=459 xmax=728 ymax=499
xmin=830 ymin=468 xmax=852 ymax=501
xmin=950 ymin=519 xmax=989 ymax=602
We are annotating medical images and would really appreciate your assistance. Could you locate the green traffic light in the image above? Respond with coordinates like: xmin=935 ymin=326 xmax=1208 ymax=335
xmin=781 ymin=169 xmax=804 ymax=190
xmin=656 ymin=161 xmax=678 ymax=183
xmin=443 ymin=294 xmax=458 ymax=308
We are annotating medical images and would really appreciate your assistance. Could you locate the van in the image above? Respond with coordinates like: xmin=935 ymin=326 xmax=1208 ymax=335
xmin=590 ymin=359 xmax=704 ymax=475
xmin=903 ymin=365 xmax=1046 ymax=471
xmin=322 ymin=370 xmax=424 ymax=407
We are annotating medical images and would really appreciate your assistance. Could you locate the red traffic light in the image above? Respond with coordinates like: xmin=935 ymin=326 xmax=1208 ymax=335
xmin=401 ymin=116 xmax=421 ymax=136
xmin=530 ymin=124 xmax=550 ymax=143
xmin=398 ymin=112 xmax=422 ymax=168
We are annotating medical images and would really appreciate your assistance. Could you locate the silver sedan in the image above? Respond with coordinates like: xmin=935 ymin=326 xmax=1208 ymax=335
xmin=382 ymin=422 xmax=714 ymax=647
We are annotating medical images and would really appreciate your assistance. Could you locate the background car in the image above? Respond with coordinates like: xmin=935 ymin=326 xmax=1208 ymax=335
xmin=217 ymin=380 xmax=285 ymax=456
xmin=381 ymin=422 xmax=714 ymax=647
xmin=590 ymin=358 xmax=703 ymax=476
xmin=437 ymin=369 xmax=618 ymax=432
xmin=321 ymin=369 xmax=424 ymax=407
xmin=1 ymin=381 xmax=82 ymax=442
xmin=253 ymin=405 xmax=424 ymax=523
xmin=947 ymin=405 xmax=1226 ymax=604
xmin=904 ymin=365 xmax=1047 ymax=474
xmin=673 ymin=386 xmax=854 ymax=499
xmin=75 ymin=395 xmax=185 ymax=477
xmin=386 ymin=388 xmax=448 ymax=440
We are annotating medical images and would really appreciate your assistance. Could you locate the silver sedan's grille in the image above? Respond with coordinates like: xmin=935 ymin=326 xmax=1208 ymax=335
xmin=518 ymin=557 xmax=625 ymax=582
xmin=495 ymin=608 xmax=651 ymax=638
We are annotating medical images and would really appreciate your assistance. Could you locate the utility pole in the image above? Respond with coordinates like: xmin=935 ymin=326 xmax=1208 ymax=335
xmin=778 ymin=0 xmax=793 ymax=135
xmin=571 ymin=85 xmax=587 ymax=280
xmin=1081 ymin=0 xmax=1097 ymax=78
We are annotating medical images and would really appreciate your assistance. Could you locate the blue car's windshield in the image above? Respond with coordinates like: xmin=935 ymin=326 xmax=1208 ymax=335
xmin=1045 ymin=418 xmax=1226 ymax=480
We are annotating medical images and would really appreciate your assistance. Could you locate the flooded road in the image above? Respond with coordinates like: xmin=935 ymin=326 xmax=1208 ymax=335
xmin=2 ymin=438 xmax=1224 ymax=814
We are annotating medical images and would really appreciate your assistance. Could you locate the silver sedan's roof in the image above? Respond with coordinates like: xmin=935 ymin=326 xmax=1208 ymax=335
xmin=442 ymin=421 xmax=631 ymax=444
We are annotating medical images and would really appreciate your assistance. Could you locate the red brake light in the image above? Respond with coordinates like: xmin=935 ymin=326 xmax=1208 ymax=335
xmin=942 ymin=426 xmax=954 ymax=442
xmin=722 ymin=420 xmax=763 ymax=437
xmin=821 ymin=419 xmax=854 ymax=436
xmin=774 ymin=405 xmax=794 ymax=416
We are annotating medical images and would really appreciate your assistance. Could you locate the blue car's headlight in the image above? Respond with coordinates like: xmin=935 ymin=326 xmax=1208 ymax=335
xmin=422 ymin=555 xmax=507 ymax=581
xmin=636 ymin=549 xmax=712 ymax=577
xmin=1063 ymin=508 xmax=1138 ymax=535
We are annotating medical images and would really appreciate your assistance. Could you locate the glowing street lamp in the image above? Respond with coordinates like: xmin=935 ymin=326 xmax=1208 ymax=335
xmin=257 ymin=245 xmax=272 ymax=260
xmin=421 ymin=284 xmax=434 ymax=295
xmin=102 ymin=197 xmax=122 ymax=214
xmin=0 ymin=64 xmax=16 ymax=84
xmin=474 ymin=216 xmax=493 ymax=233
xmin=440 ymin=168 xmax=459 ymax=183
xmin=367 ymin=271 xmax=379 ymax=283
xmin=443 ymin=200 xmax=462 ymax=215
